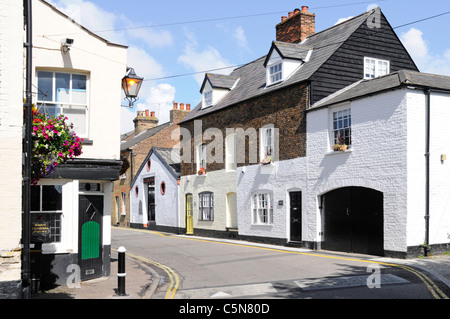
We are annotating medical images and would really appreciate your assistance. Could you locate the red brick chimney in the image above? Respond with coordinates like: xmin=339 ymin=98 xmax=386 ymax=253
xmin=133 ymin=109 xmax=158 ymax=134
xmin=170 ymin=102 xmax=190 ymax=124
xmin=276 ymin=6 xmax=315 ymax=43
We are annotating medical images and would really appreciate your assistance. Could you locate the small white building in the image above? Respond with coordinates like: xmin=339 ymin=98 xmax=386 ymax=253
xmin=29 ymin=0 xmax=128 ymax=285
xmin=130 ymin=147 xmax=181 ymax=232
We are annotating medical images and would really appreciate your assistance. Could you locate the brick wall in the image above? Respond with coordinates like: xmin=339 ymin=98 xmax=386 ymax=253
xmin=276 ymin=7 xmax=315 ymax=43
xmin=181 ymin=83 xmax=309 ymax=176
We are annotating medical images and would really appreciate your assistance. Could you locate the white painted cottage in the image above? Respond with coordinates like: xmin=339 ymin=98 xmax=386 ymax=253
xmin=130 ymin=147 xmax=181 ymax=233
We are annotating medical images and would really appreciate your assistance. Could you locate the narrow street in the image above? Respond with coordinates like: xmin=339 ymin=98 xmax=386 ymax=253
xmin=111 ymin=227 xmax=449 ymax=300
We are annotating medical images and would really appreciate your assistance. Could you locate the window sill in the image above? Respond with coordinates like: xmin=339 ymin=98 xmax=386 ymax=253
xmin=326 ymin=148 xmax=353 ymax=155
xmin=251 ymin=223 xmax=274 ymax=227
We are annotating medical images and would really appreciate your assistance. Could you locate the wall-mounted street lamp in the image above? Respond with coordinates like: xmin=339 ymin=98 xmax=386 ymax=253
xmin=122 ymin=68 xmax=143 ymax=108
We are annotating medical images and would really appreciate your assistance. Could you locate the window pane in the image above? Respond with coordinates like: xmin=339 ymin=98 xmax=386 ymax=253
xmin=62 ymin=105 xmax=87 ymax=136
xmin=42 ymin=185 xmax=62 ymax=211
xmin=37 ymin=71 xmax=53 ymax=101
xmin=31 ymin=186 xmax=41 ymax=212
xmin=37 ymin=103 xmax=59 ymax=118
xmin=56 ymin=73 xmax=71 ymax=103
xmin=72 ymin=74 xmax=87 ymax=104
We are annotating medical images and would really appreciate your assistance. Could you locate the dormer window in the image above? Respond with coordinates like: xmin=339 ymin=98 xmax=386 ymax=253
xmin=264 ymin=41 xmax=312 ymax=87
xmin=203 ymin=90 xmax=213 ymax=108
xmin=269 ymin=62 xmax=283 ymax=84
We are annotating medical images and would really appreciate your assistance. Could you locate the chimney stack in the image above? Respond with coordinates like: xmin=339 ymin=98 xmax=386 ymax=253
xmin=276 ymin=6 xmax=315 ymax=43
xmin=133 ymin=109 xmax=158 ymax=134
xmin=170 ymin=101 xmax=191 ymax=124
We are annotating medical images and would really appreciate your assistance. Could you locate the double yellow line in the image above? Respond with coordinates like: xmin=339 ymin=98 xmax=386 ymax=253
xmin=125 ymin=251 xmax=180 ymax=299
xmin=112 ymin=244 xmax=179 ymax=299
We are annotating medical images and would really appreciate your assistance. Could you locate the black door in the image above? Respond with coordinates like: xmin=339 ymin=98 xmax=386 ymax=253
xmin=147 ymin=178 xmax=155 ymax=222
xmin=322 ymin=187 xmax=383 ymax=256
xmin=289 ymin=191 xmax=302 ymax=242
xmin=78 ymin=195 xmax=103 ymax=281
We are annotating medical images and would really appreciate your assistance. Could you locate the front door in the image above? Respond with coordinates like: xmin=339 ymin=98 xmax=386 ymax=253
xmin=186 ymin=194 xmax=193 ymax=235
xmin=147 ymin=178 xmax=155 ymax=223
xmin=78 ymin=195 xmax=103 ymax=281
xmin=289 ymin=191 xmax=302 ymax=242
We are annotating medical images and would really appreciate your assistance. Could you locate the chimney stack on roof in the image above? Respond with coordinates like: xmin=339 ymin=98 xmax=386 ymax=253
xmin=133 ymin=109 xmax=158 ymax=134
xmin=171 ymin=101 xmax=191 ymax=124
xmin=276 ymin=6 xmax=315 ymax=43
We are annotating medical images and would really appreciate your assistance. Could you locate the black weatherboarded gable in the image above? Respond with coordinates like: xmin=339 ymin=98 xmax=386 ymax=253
xmin=309 ymin=10 xmax=418 ymax=104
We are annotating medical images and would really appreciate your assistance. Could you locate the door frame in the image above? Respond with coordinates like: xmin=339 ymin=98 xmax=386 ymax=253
xmin=289 ymin=191 xmax=302 ymax=243
xmin=186 ymin=194 xmax=194 ymax=235
xmin=78 ymin=194 xmax=104 ymax=281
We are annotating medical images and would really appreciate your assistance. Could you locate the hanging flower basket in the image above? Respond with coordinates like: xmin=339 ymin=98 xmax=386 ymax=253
xmin=30 ymin=108 xmax=84 ymax=185
xmin=119 ymin=155 xmax=130 ymax=175
xmin=198 ymin=167 xmax=207 ymax=175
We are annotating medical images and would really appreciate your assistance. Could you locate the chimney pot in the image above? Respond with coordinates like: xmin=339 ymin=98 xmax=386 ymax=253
xmin=180 ymin=103 xmax=185 ymax=110
xmin=173 ymin=102 xmax=178 ymax=110
xmin=145 ymin=110 xmax=149 ymax=117
xmin=151 ymin=111 xmax=155 ymax=117
xmin=288 ymin=12 xmax=294 ymax=18
xmin=301 ymin=6 xmax=308 ymax=12
xmin=281 ymin=16 xmax=287 ymax=22
xmin=276 ymin=5 xmax=315 ymax=43
xmin=186 ymin=104 xmax=191 ymax=111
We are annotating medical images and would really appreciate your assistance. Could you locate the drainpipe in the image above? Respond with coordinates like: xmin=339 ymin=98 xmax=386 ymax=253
xmin=22 ymin=0 xmax=33 ymax=299
xmin=424 ymin=88 xmax=431 ymax=257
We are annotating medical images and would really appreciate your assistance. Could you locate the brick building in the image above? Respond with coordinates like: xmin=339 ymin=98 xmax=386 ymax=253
xmin=112 ymin=103 xmax=189 ymax=227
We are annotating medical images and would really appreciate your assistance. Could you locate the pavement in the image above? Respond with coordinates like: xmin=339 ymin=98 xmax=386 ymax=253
xmin=31 ymin=235 xmax=450 ymax=300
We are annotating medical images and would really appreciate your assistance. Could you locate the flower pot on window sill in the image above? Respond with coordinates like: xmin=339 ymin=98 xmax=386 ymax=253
xmin=333 ymin=144 xmax=348 ymax=152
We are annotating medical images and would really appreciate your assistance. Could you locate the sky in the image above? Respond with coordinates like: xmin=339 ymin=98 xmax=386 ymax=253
xmin=46 ymin=0 xmax=450 ymax=134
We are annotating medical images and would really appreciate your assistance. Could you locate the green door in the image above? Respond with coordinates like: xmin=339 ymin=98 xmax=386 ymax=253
xmin=79 ymin=196 xmax=103 ymax=281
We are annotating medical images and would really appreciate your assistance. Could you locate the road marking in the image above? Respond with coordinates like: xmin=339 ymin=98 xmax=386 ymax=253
xmin=178 ymin=283 xmax=277 ymax=299
xmin=112 ymin=247 xmax=179 ymax=299
xmin=113 ymin=227 xmax=448 ymax=299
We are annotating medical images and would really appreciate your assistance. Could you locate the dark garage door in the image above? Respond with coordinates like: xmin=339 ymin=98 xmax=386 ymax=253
xmin=321 ymin=187 xmax=383 ymax=256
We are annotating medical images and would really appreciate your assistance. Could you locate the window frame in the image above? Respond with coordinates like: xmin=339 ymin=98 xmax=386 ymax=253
xmin=364 ymin=57 xmax=390 ymax=79
xmin=197 ymin=142 xmax=207 ymax=172
xmin=268 ymin=61 xmax=283 ymax=85
xmin=225 ymin=134 xmax=237 ymax=171
xmin=330 ymin=105 xmax=352 ymax=150
xmin=251 ymin=191 xmax=273 ymax=226
xmin=259 ymin=125 xmax=275 ymax=162
xmin=36 ymin=70 xmax=90 ymax=138
xmin=30 ymin=184 xmax=64 ymax=244
xmin=203 ymin=90 xmax=213 ymax=108
xmin=199 ymin=192 xmax=214 ymax=221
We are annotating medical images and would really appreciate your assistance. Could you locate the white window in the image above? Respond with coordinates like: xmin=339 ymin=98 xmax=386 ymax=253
xmin=226 ymin=134 xmax=237 ymax=171
xmin=332 ymin=108 xmax=352 ymax=147
xmin=121 ymin=193 xmax=126 ymax=215
xmin=197 ymin=143 xmax=207 ymax=172
xmin=203 ymin=90 xmax=213 ymax=107
xmin=37 ymin=71 xmax=89 ymax=137
xmin=269 ymin=62 xmax=283 ymax=84
xmin=199 ymin=192 xmax=214 ymax=221
xmin=252 ymin=192 xmax=273 ymax=225
xmin=364 ymin=58 xmax=389 ymax=79
xmin=31 ymin=185 xmax=63 ymax=243
xmin=260 ymin=126 xmax=274 ymax=162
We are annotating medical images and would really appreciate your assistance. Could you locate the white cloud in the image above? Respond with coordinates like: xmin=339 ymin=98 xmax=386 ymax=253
xmin=233 ymin=26 xmax=248 ymax=48
xmin=400 ymin=28 xmax=450 ymax=76
xmin=335 ymin=16 xmax=354 ymax=25
xmin=178 ymin=28 xmax=234 ymax=85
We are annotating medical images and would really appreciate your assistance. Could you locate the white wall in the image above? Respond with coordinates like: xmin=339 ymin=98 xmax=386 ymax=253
xmin=32 ymin=0 xmax=127 ymax=160
xmin=236 ymin=159 xmax=307 ymax=240
xmin=180 ymin=170 xmax=236 ymax=231
xmin=0 ymin=0 xmax=24 ymax=285
xmin=307 ymin=89 xmax=409 ymax=253
xmin=131 ymin=153 xmax=179 ymax=228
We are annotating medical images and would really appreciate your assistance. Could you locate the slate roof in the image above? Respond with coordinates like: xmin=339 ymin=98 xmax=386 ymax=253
xmin=130 ymin=147 xmax=180 ymax=188
xmin=263 ymin=42 xmax=312 ymax=66
xmin=200 ymin=73 xmax=240 ymax=92
xmin=120 ymin=122 xmax=171 ymax=152
xmin=310 ymin=70 xmax=450 ymax=110
xmin=179 ymin=8 xmax=377 ymax=124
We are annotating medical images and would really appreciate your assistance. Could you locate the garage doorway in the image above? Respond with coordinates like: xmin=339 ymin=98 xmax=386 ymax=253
xmin=321 ymin=187 xmax=383 ymax=256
